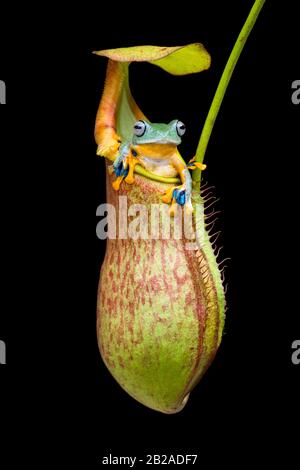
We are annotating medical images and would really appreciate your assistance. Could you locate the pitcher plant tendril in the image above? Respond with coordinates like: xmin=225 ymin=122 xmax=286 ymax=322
xmin=193 ymin=0 xmax=266 ymax=187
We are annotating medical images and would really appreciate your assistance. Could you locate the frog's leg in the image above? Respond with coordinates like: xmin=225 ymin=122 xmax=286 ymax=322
xmin=161 ymin=187 xmax=175 ymax=204
xmin=181 ymin=168 xmax=194 ymax=214
xmin=161 ymin=152 xmax=187 ymax=205
xmin=167 ymin=153 xmax=194 ymax=215
xmin=162 ymin=183 xmax=189 ymax=215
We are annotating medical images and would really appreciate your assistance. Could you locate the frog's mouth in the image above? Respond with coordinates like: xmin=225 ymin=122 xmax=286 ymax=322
xmin=136 ymin=140 xmax=179 ymax=145
xmin=135 ymin=143 xmax=178 ymax=156
xmin=94 ymin=44 xmax=211 ymax=184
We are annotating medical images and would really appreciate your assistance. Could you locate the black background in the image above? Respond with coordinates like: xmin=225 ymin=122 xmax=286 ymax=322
xmin=0 ymin=0 xmax=299 ymax=466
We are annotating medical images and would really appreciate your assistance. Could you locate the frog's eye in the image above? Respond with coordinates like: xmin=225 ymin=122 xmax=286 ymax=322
xmin=133 ymin=120 xmax=146 ymax=137
xmin=176 ymin=121 xmax=186 ymax=137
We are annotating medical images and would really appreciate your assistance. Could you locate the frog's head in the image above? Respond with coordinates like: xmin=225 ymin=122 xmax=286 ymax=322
xmin=132 ymin=120 xmax=186 ymax=146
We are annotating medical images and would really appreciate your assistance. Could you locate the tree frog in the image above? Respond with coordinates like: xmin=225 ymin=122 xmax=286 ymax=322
xmin=110 ymin=120 xmax=206 ymax=215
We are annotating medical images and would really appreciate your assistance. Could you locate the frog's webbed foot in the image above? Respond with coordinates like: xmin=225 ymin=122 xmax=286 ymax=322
xmin=187 ymin=157 xmax=207 ymax=171
xmin=162 ymin=184 xmax=193 ymax=216
xmin=111 ymin=143 xmax=131 ymax=190
xmin=112 ymin=161 xmax=128 ymax=191
xmin=173 ymin=186 xmax=194 ymax=214
xmin=162 ymin=184 xmax=185 ymax=203
xmin=124 ymin=151 xmax=141 ymax=185
xmin=111 ymin=146 xmax=142 ymax=189
xmin=161 ymin=187 xmax=175 ymax=204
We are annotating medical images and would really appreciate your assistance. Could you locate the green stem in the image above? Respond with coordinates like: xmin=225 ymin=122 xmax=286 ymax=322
xmin=193 ymin=0 xmax=266 ymax=187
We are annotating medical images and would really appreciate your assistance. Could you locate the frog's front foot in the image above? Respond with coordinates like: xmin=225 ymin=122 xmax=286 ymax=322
xmin=161 ymin=187 xmax=175 ymax=204
xmin=112 ymin=159 xmax=128 ymax=191
xmin=112 ymin=148 xmax=142 ymax=190
xmin=187 ymin=157 xmax=207 ymax=171
xmin=124 ymin=157 xmax=135 ymax=183
xmin=124 ymin=152 xmax=143 ymax=185
xmin=173 ymin=186 xmax=186 ymax=206
xmin=161 ymin=184 xmax=186 ymax=205
xmin=162 ymin=184 xmax=185 ymax=204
